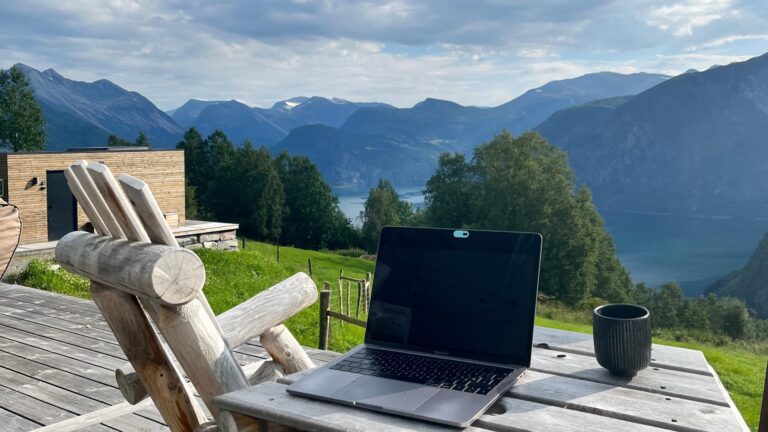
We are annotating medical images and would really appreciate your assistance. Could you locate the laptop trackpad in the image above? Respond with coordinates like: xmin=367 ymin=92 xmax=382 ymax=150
xmin=332 ymin=377 xmax=439 ymax=411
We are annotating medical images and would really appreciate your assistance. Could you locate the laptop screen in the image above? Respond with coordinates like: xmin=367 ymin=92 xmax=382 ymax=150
xmin=365 ymin=227 xmax=542 ymax=367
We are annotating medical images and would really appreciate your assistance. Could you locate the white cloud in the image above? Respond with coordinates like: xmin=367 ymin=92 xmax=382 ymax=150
xmin=688 ymin=33 xmax=768 ymax=50
xmin=517 ymin=48 xmax=559 ymax=59
xmin=647 ymin=0 xmax=737 ymax=36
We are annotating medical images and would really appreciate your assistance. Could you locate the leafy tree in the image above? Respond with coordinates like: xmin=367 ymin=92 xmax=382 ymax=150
xmin=423 ymin=153 xmax=475 ymax=228
xmin=274 ymin=152 xmax=353 ymax=249
xmin=361 ymin=179 xmax=413 ymax=251
xmin=0 ymin=66 xmax=45 ymax=151
xmin=423 ymin=131 xmax=632 ymax=304
xmin=651 ymin=282 xmax=684 ymax=329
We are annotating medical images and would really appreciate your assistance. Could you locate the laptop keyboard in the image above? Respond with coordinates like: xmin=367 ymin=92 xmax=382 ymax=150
xmin=329 ymin=347 xmax=514 ymax=395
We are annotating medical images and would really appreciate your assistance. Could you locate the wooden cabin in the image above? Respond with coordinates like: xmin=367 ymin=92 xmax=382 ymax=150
xmin=0 ymin=148 xmax=185 ymax=244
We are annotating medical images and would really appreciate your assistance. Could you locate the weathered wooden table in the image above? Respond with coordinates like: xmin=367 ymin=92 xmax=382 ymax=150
xmin=214 ymin=326 xmax=750 ymax=432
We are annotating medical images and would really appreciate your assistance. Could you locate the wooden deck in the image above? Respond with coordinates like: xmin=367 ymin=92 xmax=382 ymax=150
xmin=0 ymin=282 xmax=333 ymax=431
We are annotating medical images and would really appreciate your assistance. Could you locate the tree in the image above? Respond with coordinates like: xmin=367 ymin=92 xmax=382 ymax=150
xmin=652 ymin=282 xmax=684 ymax=328
xmin=361 ymin=179 xmax=413 ymax=251
xmin=422 ymin=131 xmax=632 ymax=304
xmin=134 ymin=131 xmax=150 ymax=147
xmin=0 ymin=66 xmax=45 ymax=151
xmin=423 ymin=152 xmax=475 ymax=228
xmin=231 ymin=142 xmax=284 ymax=239
xmin=177 ymin=128 xmax=209 ymax=219
xmin=274 ymin=152 xmax=353 ymax=249
xmin=107 ymin=132 xmax=150 ymax=147
xmin=107 ymin=134 xmax=131 ymax=147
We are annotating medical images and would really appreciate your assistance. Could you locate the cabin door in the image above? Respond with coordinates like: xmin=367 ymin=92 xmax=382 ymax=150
xmin=47 ymin=170 xmax=77 ymax=241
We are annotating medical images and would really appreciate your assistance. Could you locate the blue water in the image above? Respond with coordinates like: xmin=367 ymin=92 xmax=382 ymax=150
xmin=337 ymin=188 xmax=768 ymax=295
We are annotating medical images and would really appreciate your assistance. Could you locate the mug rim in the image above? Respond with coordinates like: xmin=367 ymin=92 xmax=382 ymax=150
xmin=593 ymin=303 xmax=649 ymax=321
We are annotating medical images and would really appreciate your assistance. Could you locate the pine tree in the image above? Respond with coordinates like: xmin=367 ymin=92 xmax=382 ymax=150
xmin=0 ymin=66 xmax=46 ymax=151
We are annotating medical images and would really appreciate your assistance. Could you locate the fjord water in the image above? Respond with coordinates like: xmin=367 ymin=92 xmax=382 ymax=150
xmin=337 ymin=189 xmax=768 ymax=296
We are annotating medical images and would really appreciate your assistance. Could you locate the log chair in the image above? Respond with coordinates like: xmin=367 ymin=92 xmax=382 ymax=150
xmin=57 ymin=161 xmax=317 ymax=432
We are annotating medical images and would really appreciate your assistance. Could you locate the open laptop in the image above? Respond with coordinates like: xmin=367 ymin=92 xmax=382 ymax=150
xmin=287 ymin=226 xmax=542 ymax=427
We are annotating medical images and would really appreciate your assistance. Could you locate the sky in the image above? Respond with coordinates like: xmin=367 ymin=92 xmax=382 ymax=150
xmin=1 ymin=0 xmax=766 ymax=110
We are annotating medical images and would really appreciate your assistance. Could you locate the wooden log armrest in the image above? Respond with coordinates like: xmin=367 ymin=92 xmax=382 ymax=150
xmin=55 ymin=231 xmax=205 ymax=306
xmin=117 ymin=272 xmax=318 ymax=404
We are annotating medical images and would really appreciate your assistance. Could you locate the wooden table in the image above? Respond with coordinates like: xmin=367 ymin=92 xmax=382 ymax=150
xmin=213 ymin=326 xmax=750 ymax=432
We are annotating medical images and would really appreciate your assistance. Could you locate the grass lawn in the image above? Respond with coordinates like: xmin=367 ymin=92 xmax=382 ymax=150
xmin=9 ymin=240 xmax=766 ymax=430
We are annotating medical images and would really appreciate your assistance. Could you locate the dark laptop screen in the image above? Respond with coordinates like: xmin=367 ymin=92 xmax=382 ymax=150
xmin=365 ymin=227 xmax=542 ymax=367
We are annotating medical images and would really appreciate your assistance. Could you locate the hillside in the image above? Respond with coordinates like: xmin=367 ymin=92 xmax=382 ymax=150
xmin=271 ymin=124 xmax=442 ymax=189
xmin=16 ymin=64 xmax=182 ymax=149
xmin=537 ymin=52 xmax=768 ymax=217
xmin=707 ymin=233 xmax=768 ymax=318
xmin=192 ymin=100 xmax=288 ymax=147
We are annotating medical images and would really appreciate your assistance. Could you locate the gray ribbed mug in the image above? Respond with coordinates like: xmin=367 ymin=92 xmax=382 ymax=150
xmin=593 ymin=304 xmax=651 ymax=377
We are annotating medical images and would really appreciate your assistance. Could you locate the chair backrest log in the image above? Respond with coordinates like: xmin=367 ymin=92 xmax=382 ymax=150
xmin=57 ymin=160 xmax=249 ymax=431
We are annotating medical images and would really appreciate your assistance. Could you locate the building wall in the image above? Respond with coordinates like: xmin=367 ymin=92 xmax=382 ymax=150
xmin=6 ymin=150 xmax=185 ymax=244
xmin=0 ymin=153 xmax=7 ymax=202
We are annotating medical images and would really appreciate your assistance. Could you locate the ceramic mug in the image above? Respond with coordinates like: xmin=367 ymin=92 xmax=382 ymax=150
xmin=593 ymin=303 xmax=651 ymax=377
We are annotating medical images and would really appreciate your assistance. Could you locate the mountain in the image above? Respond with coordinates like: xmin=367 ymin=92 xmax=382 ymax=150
xmin=16 ymin=64 xmax=182 ymax=149
xmin=193 ymin=100 xmax=288 ymax=147
xmin=537 ymin=52 xmax=768 ymax=217
xmin=168 ymin=99 xmax=225 ymax=128
xmin=707 ymin=233 xmax=768 ymax=318
xmin=340 ymin=72 xmax=669 ymax=154
xmin=495 ymin=72 xmax=670 ymax=134
xmin=275 ymin=72 xmax=669 ymax=189
xmin=271 ymin=124 xmax=445 ymax=189
xmin=169 ymin=96 xmax=393 ymax=145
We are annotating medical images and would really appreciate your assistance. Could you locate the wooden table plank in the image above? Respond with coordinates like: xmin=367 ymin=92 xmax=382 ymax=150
xmin=533 ymin=326 xmax=712 ymax=376
xmin=509 ymin=370 xmax=743 ymax=432
xmin=530 ymin=347 xmax=728 ymax=406
xmin=216 ymin=380 xmax=672 ymax=432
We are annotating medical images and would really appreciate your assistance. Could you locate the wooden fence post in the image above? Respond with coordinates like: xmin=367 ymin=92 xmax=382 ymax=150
xmin=307 ymin=258 xmax=313 ymax=276
xmin=338 ymin=270 xmax=344 ymax=315
xmin=356 ymin=281 xmax=362 ymax=319
xmin=319 ymin=285 xmax=331 ymax=350
xmin=276 ymin=244 xmax=280 ymax=263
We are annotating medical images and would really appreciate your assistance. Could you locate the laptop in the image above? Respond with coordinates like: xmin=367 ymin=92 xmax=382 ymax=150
xmin=287 ymin=226 xmax=542 ymax=427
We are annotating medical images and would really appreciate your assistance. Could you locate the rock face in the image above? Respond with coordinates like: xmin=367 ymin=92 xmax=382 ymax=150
xmin=707 ymin=233 xmax=768 ymax=318
xmin=537 ymin=52 xmax=768 ymax=217
xmin=16 ymin=64 xmax=183 ymax=149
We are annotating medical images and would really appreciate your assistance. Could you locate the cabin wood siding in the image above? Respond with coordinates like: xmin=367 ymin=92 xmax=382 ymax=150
xmin=5 ymin=150 xmax=185 ymax=244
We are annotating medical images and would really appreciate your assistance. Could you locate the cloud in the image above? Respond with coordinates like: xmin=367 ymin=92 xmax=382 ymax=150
xmin=0 ymin=0 xmax=766 ymax=110
xmin=646 ymin=0 xmax=737 ymax=36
